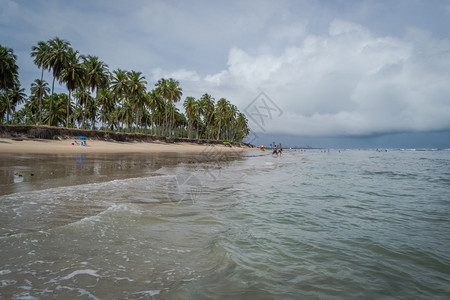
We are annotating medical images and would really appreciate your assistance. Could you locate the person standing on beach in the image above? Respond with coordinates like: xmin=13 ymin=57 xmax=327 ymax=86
xmin=272 ymin=145 xmax=278 ymax=157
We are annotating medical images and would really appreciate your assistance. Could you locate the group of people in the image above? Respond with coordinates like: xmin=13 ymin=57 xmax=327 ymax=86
xmin=272 ymin=145 xmax=282 ymax=157
xmin=259 ymin=144 xmax=283 ymax=156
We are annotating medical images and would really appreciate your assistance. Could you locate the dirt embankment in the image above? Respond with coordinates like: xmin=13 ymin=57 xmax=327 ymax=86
xmin=0 ymin=125 xmax=253 ymax=148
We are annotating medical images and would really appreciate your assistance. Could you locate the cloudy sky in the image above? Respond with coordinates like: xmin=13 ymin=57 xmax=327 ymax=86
xmin=1 ymin=0 xmax=450 ymax=147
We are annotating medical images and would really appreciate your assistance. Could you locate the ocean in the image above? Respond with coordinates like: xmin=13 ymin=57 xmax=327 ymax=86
xmin=0 ymin=149 xmax=449 ymax=299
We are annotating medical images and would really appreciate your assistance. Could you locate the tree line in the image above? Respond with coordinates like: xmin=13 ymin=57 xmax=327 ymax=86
xmin=0 ymin=38 xmax=250 ymax=141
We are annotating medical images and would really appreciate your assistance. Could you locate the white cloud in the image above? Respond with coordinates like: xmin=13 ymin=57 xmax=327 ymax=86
xmin=2 ymin=0 xmax=450 ymax=138
xmin=177 ymin=20 xmax=450 ymax=136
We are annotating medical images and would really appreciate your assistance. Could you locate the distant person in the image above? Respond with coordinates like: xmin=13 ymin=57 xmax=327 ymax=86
xmin=272 ymin=145 xmax=278 ymax=157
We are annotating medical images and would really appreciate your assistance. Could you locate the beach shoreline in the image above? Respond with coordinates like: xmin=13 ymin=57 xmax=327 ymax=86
xmin=0 ymin=137 xmax=252 ymax=154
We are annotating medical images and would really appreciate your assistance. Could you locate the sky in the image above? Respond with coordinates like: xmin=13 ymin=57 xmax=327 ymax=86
xmin=1 ymin=0 xmax=450 ymax=148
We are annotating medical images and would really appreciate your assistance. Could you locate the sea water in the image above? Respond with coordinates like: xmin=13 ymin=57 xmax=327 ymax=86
xmin=0 ymin=149 xmax=449 ymax=299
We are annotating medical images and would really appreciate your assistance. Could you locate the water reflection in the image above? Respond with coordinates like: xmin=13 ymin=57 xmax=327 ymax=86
xmin=0 ymin=152 xmax=245 ymax=196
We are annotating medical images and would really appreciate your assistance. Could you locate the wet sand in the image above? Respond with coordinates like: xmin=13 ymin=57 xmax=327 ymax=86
xmin=0 ymin=143 xmax=249 ymax=196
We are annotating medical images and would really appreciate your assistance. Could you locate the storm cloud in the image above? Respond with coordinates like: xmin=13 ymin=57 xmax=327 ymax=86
xmin=1 ymin=0 xmax=449 ymax=140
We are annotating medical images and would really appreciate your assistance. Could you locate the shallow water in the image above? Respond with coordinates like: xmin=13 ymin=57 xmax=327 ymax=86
xmin=0 ymin=149 xmax=449 ymax=299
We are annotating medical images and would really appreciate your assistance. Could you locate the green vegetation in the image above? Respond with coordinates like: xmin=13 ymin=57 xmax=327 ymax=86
xmin=0 ymin=38 xmax=250 ymax=142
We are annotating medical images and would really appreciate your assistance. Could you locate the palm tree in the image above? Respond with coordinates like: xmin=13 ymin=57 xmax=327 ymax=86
xmin=110 ymin=69 xmax=129 ymax=131
xmin=127 ymin=71 xmax=147 ymax=132
xmin=183 ymin=96 xmax=196 ymax=138
xmin=45 ymin=37 xmax=71 ymax=126
xmin=97 ymin=87 xmax=114 ymax=130
xmin=154 ymin=78 xmax=170 ymax=136
xmin=9 ymin=83 xmax=27 ymax=121
xmin=0 ymin=45 xmax=20 ymax=124
xmin=74 ymin=87 xmax=91 ymax=129
xmin=234 ymin=112 xmax=249 ymax=141
xmin=30 ymin=40 xmax=50 ymax=124
xmin=59 ymin=48 xmax=85 ymax=127
xmin=215 ymin=98 xmax=230 ymax=140
xmin=148 ymin=89 xmax=164 ymax=135
xmin=199 ymin=93 xmax=215 ymax=139
xmin=42 ymin=93 xmax=68 ymax=126
xmin=83 ymin=55 xmax=109 ymax=129
xmin=167 ymin=78 xmax=182 ymax=136
xmin=28 ymin=80 xmax=49 ymax=123
xmin=225 ymin=104 xmax=238 ymax=140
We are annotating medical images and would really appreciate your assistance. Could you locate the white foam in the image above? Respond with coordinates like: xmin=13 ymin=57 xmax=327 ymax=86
xmin=0 ymin=269 xmax=12 ymax=275
xmin=133 ymin=290 xmax=161 ymax=297
xmin=60 ymin=269 xmax=99 ymax=281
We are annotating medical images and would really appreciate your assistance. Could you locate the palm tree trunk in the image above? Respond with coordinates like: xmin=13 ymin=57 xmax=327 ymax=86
xmin=164 ymin=103 xmax=168 ymax=137
xmin=66 ymin=90 xmax=71 ymax=128
xmin=5 ymin=87 xmax=11 ymax=124
xmin=49 ymin=75 xmax=56 ymax=126
xmin=217 ymin=117 xmax=222 ymax=140
xmin=38 ymin=67 xmax=44 ymax=125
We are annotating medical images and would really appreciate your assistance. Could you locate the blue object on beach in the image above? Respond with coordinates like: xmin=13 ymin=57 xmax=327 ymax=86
xmin=75 ymin=136 xmax=87 ymax=139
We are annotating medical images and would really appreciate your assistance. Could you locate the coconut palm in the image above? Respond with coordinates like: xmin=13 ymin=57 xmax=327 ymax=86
xmin=0 ymin=45 xmax=20 ymax=124
xmin=9 ymin=83 xmax=27 ymax=119
xmin=226 ymin=104 xmax=238 ymax=140
xmin=83 ymin=55 xmax=109 ymax=129
xmin=59 ymin=48 xmax=85 ymax=127
xmin=42 ymin=93 xmax=68 ymax=126
xmin=183 ymin=96 xmax=197 ymax=138
xmin=234 ymin=112 xmax=249 ymax=141
xmin=215 ymin=98 xmax=229 ymax=140
xmin=24 ymin=85 xmax=43 ymax=124
xmin=73 ymin=88 xmax=91 ymax=129
xmin=148 ymin=89 xmax=165 ymax=135
xmin=30 ymin=40 xmax=50 ymax=124
xmin=110 ymin=69 xmax=129 ymax=130
xmin=199 ymin=93 xmax=215 ymax=139
xmin=154 ymin=78 xmax=170 ymax=135
xmin=97 ymin=87 xmax=114 ymax=130
xmin=45 ymin=37 xmax=71 ymax=126
xmin=167 ymin=78 xmax=182 ymax=136
xmin=127 ymin=71 xmax=147 ymax=131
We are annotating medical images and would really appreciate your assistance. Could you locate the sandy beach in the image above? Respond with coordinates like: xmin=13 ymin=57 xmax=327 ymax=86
xmin=0 ymin=138 xmax=251 ymax=154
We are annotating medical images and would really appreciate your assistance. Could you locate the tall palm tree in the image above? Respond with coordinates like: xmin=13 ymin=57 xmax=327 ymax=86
xmin=110 ymin=69 xmax=129 ymax=131
xmin=30 ymin=40 xmax=50 ymax=125
xmin=183 ymin=96 xmax=197 ymax=138
xmin=74 ymin=87 xmax=91 ymax=129
xmin=59 ymin=48 xmax=85 ymax=127
xmin=148 ymin=89 xmax=164 ymax=135
xmin=199 ymin=93 xmax=215 ymax=139
xmin=83 ymin=55 xmax=109 ymax=129
xmin=167 ymin=78 xmax=182 ymax=137
xmin=28 ymin=79 xmax=49 ymax=122
xmin=45 ymin=37 xmax=71 ymax=126
xmin=215 ymin=98 xmax=229 ymax=140
xmin=234 ymin=112 xmax=249 ymax=141
xmin=9 ymin=83 xmax=27 ymax=120
xmin=127 ymin=71 xmax=147 ymax=131
xmin=154 ymin=78 xmax=170 ymax=136
xmin=97 ymin=87 xmax=114 ymax=130
xmin=225 ymin=104 xmax=238 ymax=140
xmin=42 ymin=93 xmax=68 ymax=126
xmin=0 ymin=45 xmax=20 ymax=124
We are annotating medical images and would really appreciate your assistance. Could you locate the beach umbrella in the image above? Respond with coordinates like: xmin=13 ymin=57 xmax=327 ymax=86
xmin=75 ymin=136 xmax=87 ymax=139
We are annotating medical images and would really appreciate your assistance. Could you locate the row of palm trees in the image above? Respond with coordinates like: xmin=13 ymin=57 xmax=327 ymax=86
xmin=0 ymin=39 xmax=250 ymax=142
